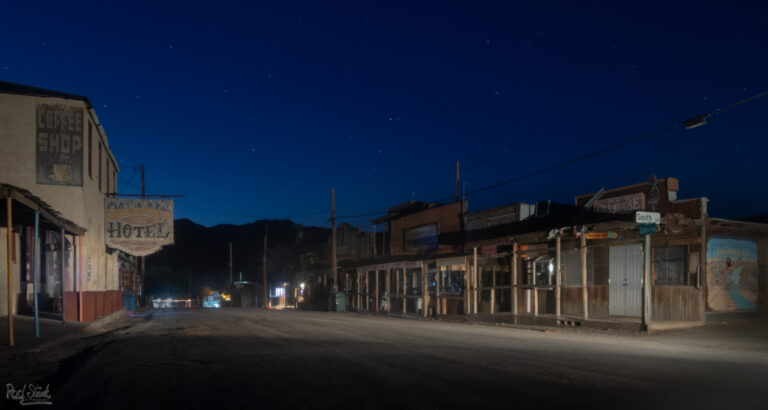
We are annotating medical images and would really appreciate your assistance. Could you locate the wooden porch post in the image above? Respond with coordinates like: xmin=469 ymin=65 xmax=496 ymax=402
xmin=581 ymin=234 xmax=589 ymax=320
xmin=473 ymin=247 xmax=478 ymax=315
xmin=357 ymin=271 xmax=362 ymax=310
xmin=436 ymin=266 xmax=441 ymax=316
xmin=421 ymin=262 xmax=428 ymax=318
xmin=60 ymin=228 xmax=65 ymax=323
xmin=533 ymin=266 xmax=538 ymax=317
xmin=393 ymin=267 xmax=398 ymax=313
xmin=556 ymin=234 xmax=562 ymax=318
xmin=33 ymin=211 xmax=40 ymax=337
xmin=375 ymin=270 xmax=379 ymax=313
xmin=385 ymin=268 xmax=390 ymax=312
xmin=6 ymin=196 xmax=14 ymax=346
xmin=512 ymin=244 xmax=518 ymax=316
xmin=643 ymin=233 xmax=652 ymax=332
xmin=490 ymin=264 xmax=496 ymax=315
xmin=464 ymin=256 xmax=470 ymax=315
xmin=402 ymin=268 xmax=406 ymax=314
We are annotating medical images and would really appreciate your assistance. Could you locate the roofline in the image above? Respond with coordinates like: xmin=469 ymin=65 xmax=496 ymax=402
xmin=0 ymin=184 xmax=87 ymax=235
xmin=0 ymin=80 xmax=91 ymax=105
xmin=0 ymin=80 xmax=120 ymax=173
xmin=575 ymin=177 xmax=672 ymax=203
xmin=372 ymin=200 xmax=464 ymax=224
xmin=708 ymin=217 xmax=768 ymax=232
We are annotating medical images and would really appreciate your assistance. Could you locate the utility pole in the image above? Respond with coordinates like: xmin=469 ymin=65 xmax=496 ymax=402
xmin=6 ymin=196 xmax=14 ymax=347
xmin=140 ymin=165 xmax=146 ymax=306
xmin=263 ymin=224 xmax=268 ymax=308
xmin=331 ymin=188 xmax=337 ymax=294
xmin=455 ymin=161 xmax=460 ymax=201
xmin=229 ymin=242 xmax=233 ymax=290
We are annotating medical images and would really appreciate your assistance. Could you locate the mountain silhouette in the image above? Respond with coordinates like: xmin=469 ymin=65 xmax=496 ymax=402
xmin=144 ymin=218 xmax=331 ymax=298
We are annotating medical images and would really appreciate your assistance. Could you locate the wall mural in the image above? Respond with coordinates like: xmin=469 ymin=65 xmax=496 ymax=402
xmin=706 ymin=236 xmax=758 ymax=311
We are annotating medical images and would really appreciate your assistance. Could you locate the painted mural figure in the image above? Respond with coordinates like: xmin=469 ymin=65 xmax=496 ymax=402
xmin=707 ymin=237 xmax=758 ymax=311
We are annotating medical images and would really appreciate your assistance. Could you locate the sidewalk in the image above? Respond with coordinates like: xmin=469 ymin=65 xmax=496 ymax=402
xmin=0 ymin=315 xmax=87 ymax=353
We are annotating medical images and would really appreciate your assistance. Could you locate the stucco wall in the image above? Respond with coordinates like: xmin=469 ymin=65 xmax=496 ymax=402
xmin=0 ymin=93 xmax=119 ymax=292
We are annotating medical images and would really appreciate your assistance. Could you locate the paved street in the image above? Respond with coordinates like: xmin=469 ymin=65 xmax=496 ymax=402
xmin=10 ymin=309 xmax=768 ymax=409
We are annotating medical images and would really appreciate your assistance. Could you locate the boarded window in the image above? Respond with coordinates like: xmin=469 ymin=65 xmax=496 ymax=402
xmin=88 ymin=122 xmax=92 ymax=179
xmin=106 ymin=160 xmax=110 ymax=194
xmin=562 ymin=248 xmax=594 ymax=286
xmin=98 ymin=142 xmax=102 ymax=192
xmin=655 ymin=246 xmax=687 ymax=285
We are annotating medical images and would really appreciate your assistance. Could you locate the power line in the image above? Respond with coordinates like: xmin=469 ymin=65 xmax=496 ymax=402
xmin=336 ymin=89 xmax=768 ymax=220
xmin=117 ymin=176 xmax=330 ymax=221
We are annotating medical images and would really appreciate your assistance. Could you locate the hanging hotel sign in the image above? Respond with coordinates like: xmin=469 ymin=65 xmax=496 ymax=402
xmin=105 ymin=198 xmax=174 ymax=256
xmin=36 ymin=104 xmax=84 ymax=186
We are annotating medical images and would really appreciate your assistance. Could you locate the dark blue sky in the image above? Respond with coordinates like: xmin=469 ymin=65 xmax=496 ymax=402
xmin=3 ymin=1 xmax=767 ymax=227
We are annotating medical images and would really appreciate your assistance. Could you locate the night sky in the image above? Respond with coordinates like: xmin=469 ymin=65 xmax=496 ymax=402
xmin=3 ymin=1 xmax=767 ymax=228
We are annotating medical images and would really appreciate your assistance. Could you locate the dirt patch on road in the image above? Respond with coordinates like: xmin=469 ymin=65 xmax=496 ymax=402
xmin=1 ymin=310 xmax=149 ymax=388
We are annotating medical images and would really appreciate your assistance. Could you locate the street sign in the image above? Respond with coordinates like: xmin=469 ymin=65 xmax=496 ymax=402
xmin=636 ymin=211 xmax=661 ymax=224
xmin=638 ymin=223 xmax=657 ymax=236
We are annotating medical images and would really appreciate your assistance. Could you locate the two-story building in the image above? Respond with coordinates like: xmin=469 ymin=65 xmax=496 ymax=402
xmin=1 ymin=81 xmax=124 ymax=326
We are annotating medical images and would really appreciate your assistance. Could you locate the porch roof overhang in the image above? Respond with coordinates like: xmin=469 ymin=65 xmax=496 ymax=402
xmin=0 ymin=183 xmax=87 ymax=236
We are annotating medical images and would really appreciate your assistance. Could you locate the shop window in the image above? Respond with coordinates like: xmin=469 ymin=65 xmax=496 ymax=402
xmin=562 ymin=248 xmax=594 ymax=287
xmin=481 ymin=267 xmax=492 ymax=288
xmin=655 ymin=246 xmax=687 ymax=285
xmin=439 ymin=264 xmax=464 ymax=295
xmin=427 ymin=266 xmax=437 ymax=293
xmin=534 ymin=257 xmax=555 ymax=285
xmin=407 ymin=268 xmax=422 ymax=296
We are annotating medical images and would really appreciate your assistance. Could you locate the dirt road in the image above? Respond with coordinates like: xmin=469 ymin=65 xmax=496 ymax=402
xmin=11 ymin=309 xmax=768 ymax=409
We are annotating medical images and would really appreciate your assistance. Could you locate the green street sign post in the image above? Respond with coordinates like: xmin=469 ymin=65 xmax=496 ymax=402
xmin=638 ymin=223 xmax=657 ymax=236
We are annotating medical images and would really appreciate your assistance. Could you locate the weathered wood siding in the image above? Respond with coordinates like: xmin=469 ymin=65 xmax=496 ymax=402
xmin=652 ymin=286 xmax=701 ymax=321
xmin=561 ymin=286 xmax=609 ymax=317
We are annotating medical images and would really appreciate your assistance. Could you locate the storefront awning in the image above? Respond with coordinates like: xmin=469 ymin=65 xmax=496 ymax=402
xmin=0 ymin=183 xmax=86 ymax=235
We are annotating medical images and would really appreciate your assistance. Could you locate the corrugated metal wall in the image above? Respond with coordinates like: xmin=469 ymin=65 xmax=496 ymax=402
xmin=609 ymin=244 xmax=643 ymax=317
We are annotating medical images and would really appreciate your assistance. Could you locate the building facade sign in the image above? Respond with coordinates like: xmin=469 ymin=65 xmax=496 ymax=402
xmin=36 ymin=104 xmax=84 ymax=186
xmin=594 ymin=192 xmax=646 ymax=214
xmin=706 ymin=236 xmax=758 ymax=311
xmin=404 ymin=223 xmax=438 ymax=252
xmin=105 ymin=199 xmax=174 ymax=256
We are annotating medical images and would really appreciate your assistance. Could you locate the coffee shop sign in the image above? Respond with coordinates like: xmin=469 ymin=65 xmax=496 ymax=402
xmin=105 ymin=199 xmax=174 ymax=256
